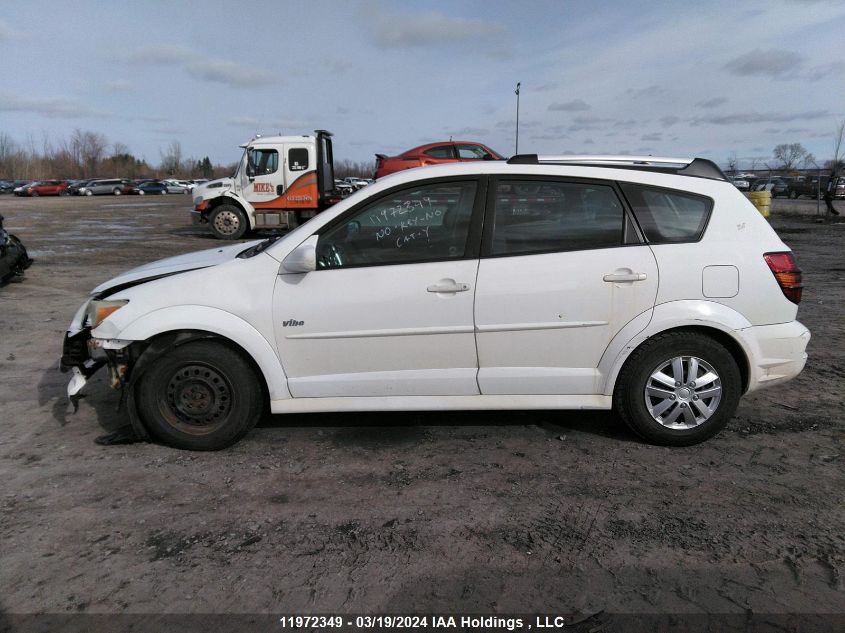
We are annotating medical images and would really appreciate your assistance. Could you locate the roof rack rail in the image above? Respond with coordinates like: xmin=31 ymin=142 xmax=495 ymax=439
xmin=506 ymin=154 xmax=727 ymax=181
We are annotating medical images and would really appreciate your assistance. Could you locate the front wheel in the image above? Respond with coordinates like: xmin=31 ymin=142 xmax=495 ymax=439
xmin=209 ymin=204 xmax=248 ymax=240
xmin=613 ymin=331 xmax=741 ymax=446
xmin=113 ymin=188 xmax=121 ymax=195
xmin=85 ymin=190 xmax=93 ymax=196
xmin=135 ymin=341 xmax=264 ymax=450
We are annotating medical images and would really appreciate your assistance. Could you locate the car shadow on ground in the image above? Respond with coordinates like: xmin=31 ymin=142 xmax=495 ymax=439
xmin=260 ymin=409 xmax=640 ymax=444
xmin=38 ymin=364 xmax=639 ymax=445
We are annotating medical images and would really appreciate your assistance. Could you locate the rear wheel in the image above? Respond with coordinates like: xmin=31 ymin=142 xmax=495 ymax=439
xmin=613 ymin=331 xmax=742 ymax=446
xmin=135 ymin=341 xmax=264 ymax=450
xmin=113 ymin=188 xmax=121 ymax=195
xmin=210 ymin=204 xmax=248 ymax=240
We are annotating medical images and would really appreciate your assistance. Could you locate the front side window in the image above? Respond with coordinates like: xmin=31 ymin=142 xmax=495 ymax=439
xmin=423 ymin=146 xmax=454 ymax=159
xmin=490 ymin=180 xmax=626 ymax=256
xmin=316 ymin=181 xmax=477 ymax=269
xmin=620 ymin=183 xmax=711 ymax=243
xmin=248 ymin=149 xmax=279 ymax=176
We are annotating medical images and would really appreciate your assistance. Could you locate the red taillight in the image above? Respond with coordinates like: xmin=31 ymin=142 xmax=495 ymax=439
xmin=764 ymin=252 xmax=803 ymax=304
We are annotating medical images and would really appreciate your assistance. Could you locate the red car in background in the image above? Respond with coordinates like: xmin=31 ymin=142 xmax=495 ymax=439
xmin=23 ymin=180 xmax=69 ymax=196
xmin=374 ymin=141 xmax=503 ymax=179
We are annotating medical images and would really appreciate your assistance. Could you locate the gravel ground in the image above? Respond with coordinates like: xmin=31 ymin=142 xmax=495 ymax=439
xmin=0 ymin=194 xmax=843 ymax=624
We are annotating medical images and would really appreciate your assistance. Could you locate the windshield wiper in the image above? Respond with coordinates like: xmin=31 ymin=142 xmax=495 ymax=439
xmin=237 ymin=236 xmax=281 ymax=259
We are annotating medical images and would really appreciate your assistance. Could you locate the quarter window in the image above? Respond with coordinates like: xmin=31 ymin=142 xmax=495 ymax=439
xmin=456 ymin=144 xmax=489 ymax=159
xmin=490 ymin=180 xmax=626 ymax=256
xmin=316 ymin=181 xmax=477 ymax=269
xmin=620 ymin=183 xmax=711 ymax=243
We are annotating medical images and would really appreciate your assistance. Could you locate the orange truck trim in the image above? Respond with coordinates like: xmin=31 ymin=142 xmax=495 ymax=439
xmin=252 ymin=171 xmax=319 ymax=210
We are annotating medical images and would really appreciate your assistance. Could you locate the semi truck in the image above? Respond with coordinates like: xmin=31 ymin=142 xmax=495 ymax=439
xmin=191 ymin=130 xmax=336 ymax=240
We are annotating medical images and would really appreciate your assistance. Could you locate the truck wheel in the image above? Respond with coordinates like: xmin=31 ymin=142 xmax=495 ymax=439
xmin=613 ymin=331 xmax=741 ymax=446
xmin=135 ymin=341 xmax=264 ymax=450
xmin=210 ymin=204 xmax=248 ymax=240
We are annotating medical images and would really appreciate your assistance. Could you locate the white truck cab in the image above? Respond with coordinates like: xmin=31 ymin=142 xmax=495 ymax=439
xmin=191 ymin=130 xmax=336 ymax=239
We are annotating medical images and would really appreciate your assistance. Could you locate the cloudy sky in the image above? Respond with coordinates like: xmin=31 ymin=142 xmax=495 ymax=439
xmin=1 ymin=0 xmax=844 ymax=169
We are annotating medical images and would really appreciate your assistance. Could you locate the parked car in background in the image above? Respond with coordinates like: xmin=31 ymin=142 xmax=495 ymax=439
xmin=62 ymin=154 xmax=809 ymax=450
xmin=13 ymin=182 xmax=38 ymax=196
xmin=0 ymin=180 xmax=16 ymax=194
xmin=334 ymin=179 xmax=354 ymax=195
xmin=788 ymin=176 xmax=819 ymax=199
xmin=130 ymin=181 xmax=169 ymax=195
xmin=730 ymin=177 xmax=750 ymax=191
xmin=67 ymin=180 xmax=93 ymax=195
xmin=751 ymin=177 xmax=790 ymax=197
xmin=374 ymin=141 xmax=503 ymax=179
xmin=79 ymin=179 xmax=131 ymax=196
xmin=22 ymin=180 xmax=70 ymax=196
xmin=161 ymin=180 xmax=189 ymax=194
xmin=343 ymin=177 xmax=369 ymax=190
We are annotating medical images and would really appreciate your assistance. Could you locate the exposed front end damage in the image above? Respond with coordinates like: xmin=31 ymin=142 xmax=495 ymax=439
xmin=61 ymin=310 xmax=225 ymax=442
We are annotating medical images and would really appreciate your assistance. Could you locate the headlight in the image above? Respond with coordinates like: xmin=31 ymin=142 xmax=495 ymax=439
xmin=86 ymin=300 xmax=129 ymax=329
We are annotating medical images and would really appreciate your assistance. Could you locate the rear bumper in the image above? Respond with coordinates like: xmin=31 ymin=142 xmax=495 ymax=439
xmin=738 ymin=320 xmax=810 ymax=393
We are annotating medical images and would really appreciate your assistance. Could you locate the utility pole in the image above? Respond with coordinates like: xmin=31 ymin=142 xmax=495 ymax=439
xmin=514 ymin=82 xmax=521 ymax=155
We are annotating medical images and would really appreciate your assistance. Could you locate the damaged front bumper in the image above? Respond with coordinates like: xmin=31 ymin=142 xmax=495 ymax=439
xmin=60 ymin=299 xmax=134 ymax=399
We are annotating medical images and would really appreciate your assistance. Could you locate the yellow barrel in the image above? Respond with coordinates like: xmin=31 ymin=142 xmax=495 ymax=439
xmin=746 ymin=191 xmax=771 ymax=217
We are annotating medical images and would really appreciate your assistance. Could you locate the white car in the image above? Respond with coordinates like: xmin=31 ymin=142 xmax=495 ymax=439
xmin=62 ymin=155 xmax=809 ymax=450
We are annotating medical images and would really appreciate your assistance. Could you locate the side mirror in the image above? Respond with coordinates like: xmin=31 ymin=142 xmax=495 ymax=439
xmin=282 ymin=237 xmax=317 ymax=273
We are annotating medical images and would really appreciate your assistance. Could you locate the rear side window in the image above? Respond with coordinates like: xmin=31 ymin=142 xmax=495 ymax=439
xmin=287 ymin=148 xmax=308 ymax=172
xmin=424 ymin=146 xmax=454 ymax=159
xmin=620 ymin=183 xmax=711 ymax=243
xmin=490 ymin=180 xmax=626 ymax=256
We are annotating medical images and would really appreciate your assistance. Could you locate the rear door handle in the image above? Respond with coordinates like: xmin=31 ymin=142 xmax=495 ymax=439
xmin=603 ymin=272 xmax=647 ymax=282
xmin=427 ymin=280 xmax=470 ymax=293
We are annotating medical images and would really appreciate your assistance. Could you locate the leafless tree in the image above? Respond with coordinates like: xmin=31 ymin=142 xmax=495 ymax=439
xmin=725 ymin=152 xmax=738 ymax=174
xmin=772 ymin=143 xmax=809 ymax=172
xmin=159 ymin=140 xmax=183 ymax=176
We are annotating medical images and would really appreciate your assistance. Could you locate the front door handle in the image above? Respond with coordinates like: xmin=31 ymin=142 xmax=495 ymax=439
xmin=603 ymin=272 xmax=647 ymax=282
xmin=427 ymin=280 xmax=470 ymax=293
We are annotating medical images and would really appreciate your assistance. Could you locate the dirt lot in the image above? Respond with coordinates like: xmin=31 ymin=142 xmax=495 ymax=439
xmin=0 ymin=193 xmax=843 ymax=625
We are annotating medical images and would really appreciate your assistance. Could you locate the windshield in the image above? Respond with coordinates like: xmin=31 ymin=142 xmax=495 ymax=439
xmin=233 ymin=147 xmax=248 ymax=179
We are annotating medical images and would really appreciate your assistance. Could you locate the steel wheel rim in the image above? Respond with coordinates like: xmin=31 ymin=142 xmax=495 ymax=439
xmin=213 ymin=210 xmax=240 ymax=235
xmin=644 ymin=355 xmax=722 ymax=429
xmin=161 ymin=363 xmax=233 ymax=435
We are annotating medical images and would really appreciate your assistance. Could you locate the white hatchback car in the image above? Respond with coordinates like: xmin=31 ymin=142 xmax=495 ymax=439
xmin=62 ymin=155 xmax=809 ymax=450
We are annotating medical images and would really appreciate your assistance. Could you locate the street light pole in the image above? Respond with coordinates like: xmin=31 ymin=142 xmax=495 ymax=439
xmin=514 ymin=82 xmax=521 ymax=155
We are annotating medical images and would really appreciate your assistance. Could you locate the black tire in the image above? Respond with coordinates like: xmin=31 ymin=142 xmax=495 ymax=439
xmin=113 ymin=188 xmax=121 ymax=195
xmin=613 ymin=331 xmax=742 ymax=446
xmin=209 ymin=204 xmax=248 ymax=240
xmin=135 ymin=341 xmax=264 ymax=450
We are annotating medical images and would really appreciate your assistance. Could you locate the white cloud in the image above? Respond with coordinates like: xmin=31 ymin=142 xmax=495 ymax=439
xmin=104 ymin=80 xmax=135 ymax=94
xmin=692 ymin=110 xmax=831 ymax=125
xmin=123 ymin=45 xmax=196 ymax=65
xmin=548 ymin=99 xmax=591 ymax=112
xmin=368 ymin=6 xmax=503 ymax=48
xmin=723 ymin=49 xmax=804 ymax=77
xmin=0 ymin=92 xmax=106 ymax=119
xmin=185 ymin=60 xmax=275 ymax=87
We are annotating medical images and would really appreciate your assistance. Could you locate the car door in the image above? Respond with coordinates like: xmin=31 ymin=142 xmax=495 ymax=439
xmin=273 ymin=178 xmax=484 ymax=398
xmin=474 ymin=177 xmax=658 ymax=395
xmin=243 ymin=146 xmax=285 ymax=207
